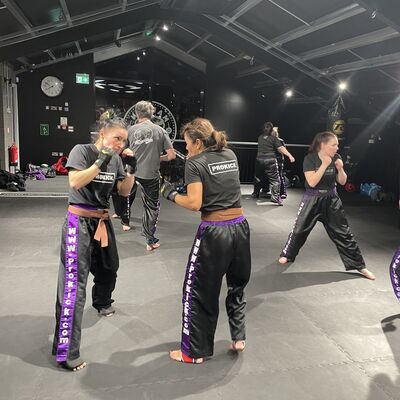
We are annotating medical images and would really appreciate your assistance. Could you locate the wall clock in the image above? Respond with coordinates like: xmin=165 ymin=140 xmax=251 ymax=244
xmin=41 ymin=75 xmax=64 ymax=97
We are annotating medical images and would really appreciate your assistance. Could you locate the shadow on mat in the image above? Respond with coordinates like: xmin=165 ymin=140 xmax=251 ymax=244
xmin=366 ymin=314 xmax=400 ymax=400
xmin=81 ymin=340 xmax=241 ymax=400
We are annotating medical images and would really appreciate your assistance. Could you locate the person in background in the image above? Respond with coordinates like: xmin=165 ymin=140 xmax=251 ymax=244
xmin=272 ymin=126 xmax=289 ymax=199
xmin=252 ymin=122 xmax=295 ymax=204
xmin=115 ymin=101 xmax=176 ymax=249
xmin=279 ymin=131 xmax=375 ymax=280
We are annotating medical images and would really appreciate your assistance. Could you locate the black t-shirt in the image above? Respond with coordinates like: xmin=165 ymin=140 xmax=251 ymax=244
xmin=184 ymin=148 xmax=242 ymax=212
xmin=66 ymin=144 xmax=126 ymax=208
xmin=257 ymin=134 xmax=282 ymax=157
xmin=303 ymin=152 xmax=341 ymax=190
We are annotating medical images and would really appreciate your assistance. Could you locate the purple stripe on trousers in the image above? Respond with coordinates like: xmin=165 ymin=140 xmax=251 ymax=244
xmin=181 ymin=224 xmax=205 ymax=356
xmin=389 ymin=247 xmax=400 ymax=301
xmin=56 ymin=211 xmax=79 ymax=362
xmin=181 ymin=215 xmax=246 ymax=356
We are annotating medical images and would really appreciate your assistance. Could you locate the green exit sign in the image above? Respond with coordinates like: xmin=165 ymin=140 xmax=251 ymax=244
xmin=76 ymin=73 xmax=90 ymax=84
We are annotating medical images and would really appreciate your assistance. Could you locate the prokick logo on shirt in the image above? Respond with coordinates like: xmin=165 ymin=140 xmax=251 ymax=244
xmin=92 ymin=172 xmax=115 ymax=184
xmin=208 ymin=160 xmax=238 ymax=175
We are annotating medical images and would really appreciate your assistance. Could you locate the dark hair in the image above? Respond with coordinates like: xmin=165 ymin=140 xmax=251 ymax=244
xmin=181 ymin=118 xmax=227 ymax=151
xmin=263 ymin=121 xmax=274 ymax=135
xmin=309 ymin=131 xmax=337 ymax=153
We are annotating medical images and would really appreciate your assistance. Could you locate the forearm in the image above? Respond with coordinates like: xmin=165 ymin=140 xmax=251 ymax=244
xmin=336 ymin=169 xmax=347 ymax=185
xmin=279 ymin=147 xmax=293 ymax=159
xmin=117 ymin=174 xmax=135 ymax=197
xmin=160 ymin=154 xmax=170 ymax=162
xmin=305 ymin=165 xmax=328 ymax=187
xmin=174 ymin=194 xmax=200 ymax=211
xmin=69 ymin=165 xmax=101 ymax=189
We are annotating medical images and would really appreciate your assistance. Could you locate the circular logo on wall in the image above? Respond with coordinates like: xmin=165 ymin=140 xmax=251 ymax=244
xmin=124 ymin=101 xmax=177 ymax=142
xmin=332 ymin=119 xmax=345 ymax=136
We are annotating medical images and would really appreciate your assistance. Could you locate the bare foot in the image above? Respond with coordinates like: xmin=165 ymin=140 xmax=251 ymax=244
xmin=122 ymin=225 xmax=131 ymax=232
xmin=59 ymin=358 xmax=87 ymax=372
xmin=278 ymin=257 xmax=288 ymax=264
xmin=358 ymin=268 xmax=376 ymax=280
xmin=146 ymin=242 xmax=160 ymax=251
xmin=169 ymin=350 xmax=203 ymax=364
xmin=230 ymin=340 xmax=246 ymax=352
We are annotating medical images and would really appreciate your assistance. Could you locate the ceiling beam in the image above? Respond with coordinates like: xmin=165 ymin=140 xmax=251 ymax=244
xmin=114 ymin=0 xmax=128 ymax=42
xmin=323 ymin=51 xmax=400 ymax=75
xmin=299 ymin=27 xmax=399 ymax=61
xmin=356 ymin=0 xmax=400 ymax=33
xmin=59 ymin=0 xmax=72 ymax=25
xmin=272 ymin=3 xmax=365 ymax=46
xmin=0 ymin=2 xmax=160 ymax=61
xmin=153 ymin=40 xmax=206 ymax=73
xmin=186 ymin=0 xmax=263 ymax=54
xmin=216 ymin=16 xmax=333 ymax=88
xmin=0 ymin=0 xmax=157 ymax=47
xmin=2 ymin=0 xmax=33 ymax=34
xmin=236 ymin=64 xmax=270 ymax=78
xmin=254 ymin=77 xmax=291 ymax=88
xmin=216 ymin=52 xmax=247 ymax=68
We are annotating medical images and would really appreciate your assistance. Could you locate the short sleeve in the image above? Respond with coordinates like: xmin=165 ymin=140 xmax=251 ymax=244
xmin=303 ymin=154 xmax=316 ymax=172
xmin=116 ymin=156 xmax=126 ymax=180
xmin=185 ymin=159 xmax=202 ymax=185
xmin=273 ymin=137 xmax=283 ymax=150
xmin=66 ymin=145 xmax=88 ymax=171
xmin=162 ymin=131 xmax=173 ymax=151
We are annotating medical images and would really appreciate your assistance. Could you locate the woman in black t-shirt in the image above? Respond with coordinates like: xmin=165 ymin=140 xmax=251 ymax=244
xmin=52 ymin=119 xmax=136 ymax=372
xmin=161 ymin=118 xmax=251 ymax=364
xmin=253 ymin=121 xmax=295 ymax=204
xmin=278 ymin=131 xmax=375 ymax=280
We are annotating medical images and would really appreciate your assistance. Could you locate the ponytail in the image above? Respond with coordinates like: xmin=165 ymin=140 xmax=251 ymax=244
xmin=182 ymin=118 xmax=228 ymax=151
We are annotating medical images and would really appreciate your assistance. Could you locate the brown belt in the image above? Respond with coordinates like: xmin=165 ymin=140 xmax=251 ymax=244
xmin=68 ymin=205 xmax=110 ymax=247
xmin=201 ymin=207 xmax=243 ymax=222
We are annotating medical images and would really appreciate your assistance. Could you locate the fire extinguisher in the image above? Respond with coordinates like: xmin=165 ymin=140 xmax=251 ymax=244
xmin=8 ymin=142 xmax=18 ymax=166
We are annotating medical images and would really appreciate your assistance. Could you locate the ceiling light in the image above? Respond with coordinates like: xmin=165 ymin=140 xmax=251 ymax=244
xmin=95 ymin=83 xmax=105 ymax=89
xmin=109 ymin=88 xmax=120 ymax=92
xmin=162 ymin=24 xmax=169 ymax=31
xmin=338 ymin=82 xmax=347 ymax=92
xmin=137 ymin=56 xmax=140 ymax=61
xmin=155 ymin=35 xmax=161 ymax=41
xmin=142 ymin=50 xmax=146 ymax=56
xmin=285 ymin=89 xmax=293 ymax=98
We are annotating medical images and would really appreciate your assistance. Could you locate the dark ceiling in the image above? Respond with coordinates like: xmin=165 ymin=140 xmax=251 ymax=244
xmin=1 ymin=0 xmax=400 ymax=107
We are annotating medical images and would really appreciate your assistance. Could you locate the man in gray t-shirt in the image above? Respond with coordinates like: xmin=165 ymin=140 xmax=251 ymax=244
xmin=127 ymin=120 xmax=173 ymax=179
xmin=113 ymin=101 xmax=175 ymax=250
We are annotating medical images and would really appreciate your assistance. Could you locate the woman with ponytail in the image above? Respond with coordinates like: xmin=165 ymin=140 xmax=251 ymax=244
xmin=279 ymin=131 xmax=375 ymax=280
xmin=253 ymin=121 xmax=295 ymax=204
xmin=161 ymin=118 xmax=251 ymax=364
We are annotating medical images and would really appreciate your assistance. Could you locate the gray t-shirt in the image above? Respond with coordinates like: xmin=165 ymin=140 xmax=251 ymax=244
xmin=66 ymin=144 xmax=125 ymax=208
xmin=127 ymin=120 xmax=173 ymax=179
xmin=184 ymin=148 xmax=242 ymax=212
